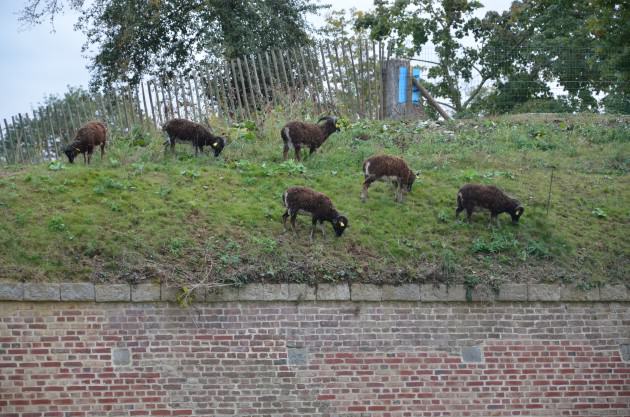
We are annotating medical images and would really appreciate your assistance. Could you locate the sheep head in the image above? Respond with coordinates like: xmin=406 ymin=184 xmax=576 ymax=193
xmin=210 ymin=136 xmax=226 ymax=157
xmin=63 ymin=144 xmax=81 ymax=163
xmin=317 ymin=116 xmax=340 ymax=133
xmin=510 ymin=205 xmax=525 ymax=224
xmin=332 ymin=215 xmax=349 ymax=237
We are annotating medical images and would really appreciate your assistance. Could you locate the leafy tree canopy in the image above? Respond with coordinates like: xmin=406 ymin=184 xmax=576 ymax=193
xmin=20 ymin=0 xmax=324 ymax=88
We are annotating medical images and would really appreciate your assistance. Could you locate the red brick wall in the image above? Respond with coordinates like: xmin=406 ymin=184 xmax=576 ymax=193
xmin=1 ymin=302 xmax=629 ymax=416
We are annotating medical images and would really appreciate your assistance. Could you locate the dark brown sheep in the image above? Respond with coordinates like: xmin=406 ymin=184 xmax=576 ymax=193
xmin=361 ymin=155 xmax=416 ymax=203
xmin=281 ymin=116 xmax=340 ymax=161
xmin=63 ymin=121 xmax=107 ymax=164
xmin=282 ymin=186 xmax=348 ymax=240
xmin=163 ymin=118 xmax=226 ymax=157
xmin=456 ymin=184 xmax=524 ymax=225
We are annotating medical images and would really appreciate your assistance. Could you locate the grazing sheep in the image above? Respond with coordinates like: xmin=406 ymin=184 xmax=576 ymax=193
xmin=163 ymin=118 xmax=226 ymax=157
xmin=282 ymin=186 xmax=348 ymax=240
xmin=361 ymin=155 xmax=416 ymax=203
xmin=456 ymin=184 xmax=524 ymax=225
xmin=63 ymin=121 xmax=107 ymax=164
xmin=281 ymin=116 xmax=340 ymax=161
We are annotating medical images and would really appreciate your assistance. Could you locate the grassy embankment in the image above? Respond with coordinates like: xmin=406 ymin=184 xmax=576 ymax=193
xmin=0 ymin=112 xmax=628 ymax=290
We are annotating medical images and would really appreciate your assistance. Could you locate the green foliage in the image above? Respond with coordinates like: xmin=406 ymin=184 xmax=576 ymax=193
xmin=48 ymin=161 xmax=66 ymax=171
xmin=20 ymin=0 xmax=323 ymax=87
xmin=591 ymin=208 xmax=607 ymax=219
xmin=48 ymin=216 xmax=66 ymax=232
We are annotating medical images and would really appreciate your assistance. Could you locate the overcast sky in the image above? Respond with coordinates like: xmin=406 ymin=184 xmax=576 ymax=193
xmin=0 ymin=0 xmax=511 ymax=122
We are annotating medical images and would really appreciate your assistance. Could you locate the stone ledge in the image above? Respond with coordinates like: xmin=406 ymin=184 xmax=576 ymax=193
xmin=61 ymin=283 xmax=95 ymax=301
xmin=0 ymin=282 xmax=24 ymax=301
xmin=0 ymin=281 xmax=627 ymax=303
xmin=24 ymin=283 xmax=60 ymax=301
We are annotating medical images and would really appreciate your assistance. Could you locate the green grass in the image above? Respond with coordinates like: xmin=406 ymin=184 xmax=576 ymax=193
xmin=0 ymin=113 xmax=628 ymax=289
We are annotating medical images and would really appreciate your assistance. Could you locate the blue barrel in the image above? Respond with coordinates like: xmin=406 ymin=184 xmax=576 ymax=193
xmin=398 ymin=66 xmax=407 ymax=104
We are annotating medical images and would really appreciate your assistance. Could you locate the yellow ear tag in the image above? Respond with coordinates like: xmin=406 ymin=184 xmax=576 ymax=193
xmin=75 ymin=148 xmax=81 ymax=152
xmin=212 ymin=142 xmax=218 ymax=148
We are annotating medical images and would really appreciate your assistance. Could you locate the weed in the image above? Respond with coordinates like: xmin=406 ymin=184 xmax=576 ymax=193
xmin=592 ymin=208 xmax=607 ymax=218
xmin=48 ymin=216 xmax=66 ymax=232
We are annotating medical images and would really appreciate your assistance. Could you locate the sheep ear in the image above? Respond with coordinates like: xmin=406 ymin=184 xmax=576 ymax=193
xmin=212 ymin=142 xmax=218 ymax=148
xmin=516 ymin=206 xmax=524 ymax=216
xmin=339 ymin=221 xmax=345 ymax=227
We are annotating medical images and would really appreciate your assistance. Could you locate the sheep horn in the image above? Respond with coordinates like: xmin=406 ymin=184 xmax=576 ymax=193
xmin=317 ymin=116 xmax=334 ymax=123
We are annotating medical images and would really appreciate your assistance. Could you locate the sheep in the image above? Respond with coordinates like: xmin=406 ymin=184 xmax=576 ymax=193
xmin=281 ymin=116 xmax=340 ymax=161
xmin=281 ymin=186 xmax=348 ymax=240
xmin=456 ymin=184 xmax=524 ymax=225
xmin=162 ymin=118 xmax=226 ymax=157
xmin=361 ymin=155 xmax=416 ymax=203
xmin=63 ymin=121 xmax=107 ymax=164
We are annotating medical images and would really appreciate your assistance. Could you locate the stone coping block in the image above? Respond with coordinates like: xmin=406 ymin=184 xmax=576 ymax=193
xmin=131 ymin=283 xmax=161 ymax=302
xmin=317 ymin=283 xmax=350 ymax=301
xmin=0 ymin=281 xmax=24 ymax=301
xmin=0 ymin=281 xmax=627 ymax=303
xmin=351 ymin=284 xmax=382 ymax=301
xmin=599 ymin=285 xmax=629 ymax=302
xmin=95 ymin=284 xmax=131 ymax=302
xmin=24 ymin=283 xmax=60 ymax=301
xmin=61 ymin=283 xmax=95 ymax=301
xmin=287 ymin=284 xmax=316 ymax=301
xmin=496 ymin=284 xmax=528 ymax=302
xmin=528 ymin=284 xmax=561 ymax=301
xmin=382 ymin=284 xmax=420 ymax=301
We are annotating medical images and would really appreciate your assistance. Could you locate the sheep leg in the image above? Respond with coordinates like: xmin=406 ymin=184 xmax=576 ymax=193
xmin=455 ymin=207 xmax=463 ymax=220
xmin=294 ymin=146 xmax=302 ymax=162
xmin=283 ymin=145 xmax=289 ymax=161
xmin=396 ymin=183 xmax=404 ymax=203
xmin=489 ymin=213 xmax=499 ymax=228
xmin=319 ymin=220 xmax=326 ymax=238
xmin=100 ymin=143 xmax=105 ymax=160
xmin=282 ymin=210 xmax=289 ymax=232
xmin=465 ymin=208 xmax=473 ymax=223
xmin=290 ymin=213 xmax=298 ymax=234
xmin=310 ymin=218 xmax=318 ymax=241
xmin=361 ymin=177 xmax=375 ymax=202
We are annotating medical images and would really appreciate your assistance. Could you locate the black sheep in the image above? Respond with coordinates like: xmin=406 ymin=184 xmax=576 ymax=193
xmin=361 ymin=155 xmax=416 ymax=203
xmin=456 ymin=184 xmax=524 ymax=225
xmin=163 ymin=118 xmax=226 ymax=157
xmin=63 ymin=121 xmax=107 ymax=164
xmin=280 ymin=116 xmax=340 ymax=161
xmin=282 ymin=186 xmax=348 ymax=240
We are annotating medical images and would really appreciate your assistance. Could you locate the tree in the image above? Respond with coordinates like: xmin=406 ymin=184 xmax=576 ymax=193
xmin=19 ymin=0 xmax=323 ymax=88
xmin=355 ymin=0 xmax=484 ymax=113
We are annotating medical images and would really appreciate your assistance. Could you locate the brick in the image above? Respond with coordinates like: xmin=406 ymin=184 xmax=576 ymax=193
xmin=60 ymin=283 xmax=95 ymax=301
xmin=0 ymin=281 xmax=23 ymax=300
xmin=23 ymin=283 xmax=60 ymax=301
xmin=419 ymin=284 xmax=449 ymax=301
xmin=560 ymin=285 xmax=600 ymax=302
xmin=131 ymin=283 xmax=161 ymax=302
xmin=528 ymin=284 xmax=561 ymax=301
xmin=381 ymin=284 xmax=420 ymax=301
xmin=351 ymin=284 xmax=381 ymax=301
xmin=287 ymin=284 xmax=316 ymax=301
xmin=317 ymin=283 xmax=350 ymax=301
xmin=95 ymin=284 xmax=130 ymax=302
xmin=600 ymin=285 xmax=630 ymax=301
xmin=496 ymin=284 xmax=527 ymax=301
